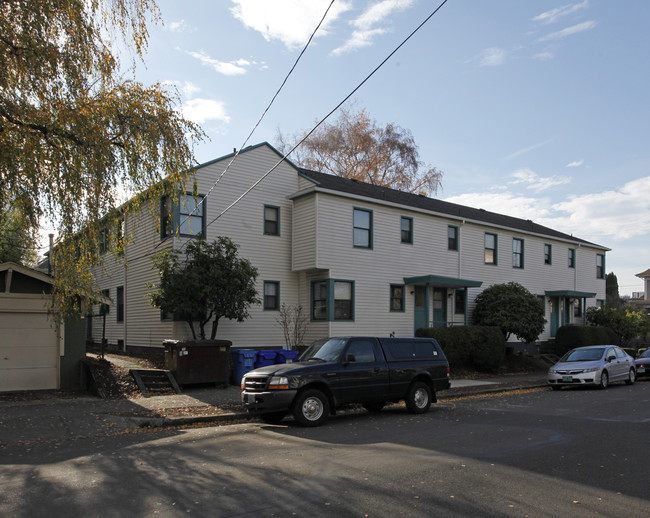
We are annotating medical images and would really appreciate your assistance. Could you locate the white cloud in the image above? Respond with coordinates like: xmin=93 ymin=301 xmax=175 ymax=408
xmin=445 ymin=176 xmax=650 ymax=244
xmin=182 ymin=98 xmax=230 ymax=124
xmin=444 ymin=192 xmax=552 ymax=221
xmin=166 ymin=19 xmax=195 ymax=32
xmin=187 ymin=50 xmax=256 ymax=76
xmin=332 ymin=0 xmax=415 ymax=56
xmin=476 ymin=47 xmax=508 ymax=67
xmin=544 ymin=176 xmax=650 ymax=240
xmin=566 ymin=160 xmax=584 ymax=168
xmin=231 ymin=0 xmax=352 ymax=51
xmin=538 ymin=21 xmax=597 ymax=42
xmin=533 ymin=1 xmax=589 ymax=25
xmin=533 ymin=51 xmax=554 ymax=60
xmin=509 ymin=168 xmax=571 ymax=193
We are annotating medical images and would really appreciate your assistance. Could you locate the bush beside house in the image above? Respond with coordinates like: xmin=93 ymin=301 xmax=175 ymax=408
xmin=416 ymin=326 xmax=505 ymax=372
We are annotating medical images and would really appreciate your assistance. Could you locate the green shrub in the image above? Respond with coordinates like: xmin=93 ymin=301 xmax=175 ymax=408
xmin=416 ymin=326 xmax=505 ymax=372
xmin=555 ymin=325 xmax=619 ymax=356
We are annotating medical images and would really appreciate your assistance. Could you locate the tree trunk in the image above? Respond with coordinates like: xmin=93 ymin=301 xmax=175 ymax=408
xmin=210 ymin=317 xmax=220 ymax=340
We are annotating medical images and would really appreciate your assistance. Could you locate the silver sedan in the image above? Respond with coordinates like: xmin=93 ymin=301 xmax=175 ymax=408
xmin=547 ymin=345 xmax=636 ymax=390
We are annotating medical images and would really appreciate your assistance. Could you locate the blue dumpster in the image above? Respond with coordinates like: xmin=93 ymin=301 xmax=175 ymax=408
xmin=255 ymin=350 xmax=279 ymax=368
xmin=276 ymin=350 xmax=299 ymax=364
xmin=231 ymin=349 xmax=257 ymax=385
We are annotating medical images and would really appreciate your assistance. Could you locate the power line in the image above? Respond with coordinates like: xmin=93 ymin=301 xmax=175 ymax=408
xmin=205 ymin=0 xmax=451 ymax=229
xmin=183 ymin=0 xmax=337 ymax=224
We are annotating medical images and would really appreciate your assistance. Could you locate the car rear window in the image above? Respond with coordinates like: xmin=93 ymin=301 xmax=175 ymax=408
xmin=383 ymin=339 xmax=440 ymax=360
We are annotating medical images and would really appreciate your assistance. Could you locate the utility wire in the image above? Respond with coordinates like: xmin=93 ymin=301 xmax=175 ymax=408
xmin=183 ymin=0 xmax=337 ymax=222
xmin=205 ymin=0 xmax=450 ymax=229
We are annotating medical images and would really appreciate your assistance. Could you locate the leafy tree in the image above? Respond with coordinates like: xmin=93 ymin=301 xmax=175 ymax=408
xmin=606 ymin=272 xmax=623 ymax=308
xmin=0 ymin=204 xmax=38 ymax=265
xmin=1 ymin=0 xmax=203 ymax=318
xmin=148 ymin=238 xmax=260 ymax=340
xmin=277 ymin=106 xmax=443 ymax=195
xmin=586 ymin=306 xmax=650 ymax=346
xmin=473 ymin=282 xmax=546 ymax=343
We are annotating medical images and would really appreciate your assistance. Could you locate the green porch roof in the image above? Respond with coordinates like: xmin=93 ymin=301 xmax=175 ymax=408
xmin=545 ymin=290 xmax=596 ymax=298
xmin=403 ymin=275 xmax=483 ymax=288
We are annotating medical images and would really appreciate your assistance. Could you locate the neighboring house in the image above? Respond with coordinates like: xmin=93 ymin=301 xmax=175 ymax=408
xmin=89 ymin=143 xmax=608 ymax=351
xmin=632 ymin=268 xmax=650 ymax=316
xmin=0 ymin=262 xmax=86 ymax=392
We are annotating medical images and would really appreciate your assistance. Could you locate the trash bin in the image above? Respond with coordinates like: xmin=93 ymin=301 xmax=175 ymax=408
xmin=255 ymin=350 xmax=279 ymax=368
xmin=275 ymin=350 xmax=299 ymax=364
xmin=231 ymin=349 xmax=257 ymax=385
xmin=164 ymin=339 xmax=231 ymax=385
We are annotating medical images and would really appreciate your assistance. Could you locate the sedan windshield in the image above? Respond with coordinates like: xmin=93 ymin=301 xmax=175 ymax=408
xmin=561 ymin=348 xmax=605 ymax=362
xmin=640 ymin=349 xmax=650 ymax=359
xmin=300 ymin=338 xmax=347 ymax=362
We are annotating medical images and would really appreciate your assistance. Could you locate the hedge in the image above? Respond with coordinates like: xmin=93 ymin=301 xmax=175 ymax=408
xmin=415 ymin=326 xmax=505 ymax=372
xmin=554 ymin=325 xmax=619 ymax=356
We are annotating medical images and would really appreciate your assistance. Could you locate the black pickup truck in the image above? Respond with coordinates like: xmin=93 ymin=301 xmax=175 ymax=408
xmin=241 ymin=336 xmax=450 ymax=426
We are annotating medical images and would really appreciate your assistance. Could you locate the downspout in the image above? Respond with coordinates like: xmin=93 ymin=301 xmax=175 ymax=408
xmin=48 ymin=234 xmax=54 ymax=275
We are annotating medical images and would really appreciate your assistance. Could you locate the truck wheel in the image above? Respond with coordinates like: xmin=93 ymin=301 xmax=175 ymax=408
xmin=405 ymin=381 xmax=432 ymax=414
xmin=260 ymin=412 xmax=286 ymax=424
xmin=362 ymin=401 xmax=385 ymax=412
xmin=293 ymin=389 xmax=329 ymax=427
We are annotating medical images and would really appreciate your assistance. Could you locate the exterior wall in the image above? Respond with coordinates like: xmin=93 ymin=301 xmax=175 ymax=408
xmin=294 ymin=190 xmax=606 ymax=342
xmin=89 ymin=143 xmax=608 ymax=351
xmin=91 ymin=144 xmax=304 ymax=350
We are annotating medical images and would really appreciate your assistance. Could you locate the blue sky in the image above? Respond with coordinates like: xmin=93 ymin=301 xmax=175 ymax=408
xmin=124 ymin=0 xmax=649 ymax=296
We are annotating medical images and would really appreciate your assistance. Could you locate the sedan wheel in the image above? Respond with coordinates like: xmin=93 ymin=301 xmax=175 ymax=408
xmin=599 ymin=370 xmax=609 ymax=389
xmin=625 ymin=368 xmax=636 ymax=385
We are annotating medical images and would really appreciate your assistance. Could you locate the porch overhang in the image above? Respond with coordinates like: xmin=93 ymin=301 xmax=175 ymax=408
xmin=403 ymin=275 xmax=482 ymax=289
xmin=544 ymin=290 xmax=596 ymax=298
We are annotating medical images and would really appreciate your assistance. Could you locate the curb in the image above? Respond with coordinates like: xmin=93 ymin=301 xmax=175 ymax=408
xmin=133 ymin=381 xmax=550 ymax=429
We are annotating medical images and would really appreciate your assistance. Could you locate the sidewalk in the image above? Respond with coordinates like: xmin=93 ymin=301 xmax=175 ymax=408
xmin=0 ymin=373 xmax=548 ymax=449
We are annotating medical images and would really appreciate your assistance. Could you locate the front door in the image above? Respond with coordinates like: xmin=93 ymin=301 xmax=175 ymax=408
xmin=432 ymin=288 xmax=447 ymax=327
xmin=414 ymin=286 xmax=428 ymax=332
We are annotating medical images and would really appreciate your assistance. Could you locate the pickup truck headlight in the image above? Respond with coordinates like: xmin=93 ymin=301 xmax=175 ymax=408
xmin=268 ymin=376 xmax=289 ymax=390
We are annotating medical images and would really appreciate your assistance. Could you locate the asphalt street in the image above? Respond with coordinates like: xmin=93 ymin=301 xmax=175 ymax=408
xmin=1 ymin=381 xmax=648 ymax=517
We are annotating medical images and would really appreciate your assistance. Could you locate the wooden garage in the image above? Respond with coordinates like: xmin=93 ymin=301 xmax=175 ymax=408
xmin=0 ymin=262 xmax=86 ymax=392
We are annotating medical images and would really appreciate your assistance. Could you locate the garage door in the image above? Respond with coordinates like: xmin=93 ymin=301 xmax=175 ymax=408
xmin=0 ymin=312 xmax=59 ymax=392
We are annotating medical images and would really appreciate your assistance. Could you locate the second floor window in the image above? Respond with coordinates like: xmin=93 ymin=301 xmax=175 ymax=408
xmin=544 ymin=244 xmax=552 ymax=265
xmin=400 ymin=217 xmax=413 ymax=244
xmin=448 ymin=225 xmax=459 ymax=251
xmin=161 ymin=193 xmax=205 ymax=238
xmin=264 ymin=205 xmax=279 ymax=235
xmin=596 ymin=254 xmax=605 ymax=279
xmin=568 ymin=248 xmax=576 ymax=268
xmin=513 ymin=238 xmax=524 ymax=268
xmin=485 ymin=233 xmax=497 ymax=264
xmin=353 ymin=208 xmax=372 ymax=248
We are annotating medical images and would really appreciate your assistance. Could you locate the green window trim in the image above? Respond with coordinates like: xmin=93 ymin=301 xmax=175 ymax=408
xmin=448 ymin=225 xmax=459 ymax=251
xmin=160 ymin=192 xmax=206 ymax=239
xmin=485 ymin=233 xmax=497 ymax=265
xmin=390 ymin=284 xmax=405 ymax=312
xmin=353 ymin=207 xmax=373 ymax=249
xmin=263 ymin=205 xmax=280 ymax=236
xmin=311 ymin=279 xmax=355 ymax=321
xmin=596 ymin=254 xmax=605 ymax=279
xmin=513 ymin=238 xmax=524 ymax=269
xmin=263 ymin=281 xmax=280 ymax=311
xmin=116 ymin=286 xmax=124 ymax=323
xmin=544 ymin=243 xmax=552 ymax=265
xmin=400 ymin=216 xmax=413 ymax=244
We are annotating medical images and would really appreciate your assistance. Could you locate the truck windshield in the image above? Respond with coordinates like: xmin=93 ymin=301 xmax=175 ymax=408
xmin=301 ymin=338 xmax=347 ymax=362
